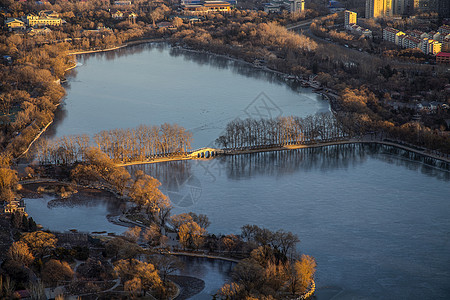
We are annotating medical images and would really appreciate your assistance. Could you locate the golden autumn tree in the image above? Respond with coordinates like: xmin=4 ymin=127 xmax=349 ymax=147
xmin=124 ymin=277 xmax=142 ymax=298
xmin=178 ymin=221 xmax=206 ymax=250
xmin=0 ymin=154 xmax=18 ymax=203
xmin=286 ymin=254 xmax=317 ymax=295
xmin=296 ymin=254 xmax=317 ymax=292
xmin=172 ymin=17 xmax=183 ymax=28
xmin=20 ymin=231 xmax=57 ymax=257
xmin=143 ymin=224 xmax=165 ymax=247
xmin=221 ymin=234 xmax=240 ymax=253
xmin=129 ymin=170 xmax=172 ymax=226
xmin=7 ymin=241 xmax=34 ymax=267
xmin=72 ymin=147 xmax=131 ymax=194
xmin=218 ymin=282 xmax=243 ymax=299
xmin=169 ymin=213 xmax=193 ymax=231
xmin=114 ymin=259 xmax=162 ymax=295
xmin=41 ymin=259 xmax=74 ymax=286
xmin=171 ymin=212 xmax=210 ymax=232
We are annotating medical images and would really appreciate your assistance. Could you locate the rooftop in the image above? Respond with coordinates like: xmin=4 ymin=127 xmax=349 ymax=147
xmin=411 ymin=30 xmax=425 ymax=35
xmin=384 ymin=27 xmax=399 ymax=33
xmin=405 ymin=36 xmax=421 ymax=43
xmin=203 ymin=1 xmax=230 ymax=6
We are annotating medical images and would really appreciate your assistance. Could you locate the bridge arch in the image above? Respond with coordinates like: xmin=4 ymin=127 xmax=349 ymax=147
xmin=190 ymin=147 xmax=224 ymax=159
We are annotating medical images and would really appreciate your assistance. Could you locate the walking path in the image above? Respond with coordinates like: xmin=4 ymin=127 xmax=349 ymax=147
xmin=219 ymin=138 xmax=450 ymax=164
xmin=116 ymin=155 xmax=193 ymax=167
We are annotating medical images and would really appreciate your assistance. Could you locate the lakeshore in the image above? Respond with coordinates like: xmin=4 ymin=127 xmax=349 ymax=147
xmin=15 ymin=39 xmax=164 ymax=162
xmin=16 ymin=62 xmax=78 ymax=160
xmin=67 ymin=38 xmax=166 ymax=56
xmin=19 ymin=41 xmax=447 ymax=165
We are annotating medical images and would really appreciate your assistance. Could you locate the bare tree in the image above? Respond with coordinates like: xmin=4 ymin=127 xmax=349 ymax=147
xmin=151 ymin=255 xmax=183 ymax=282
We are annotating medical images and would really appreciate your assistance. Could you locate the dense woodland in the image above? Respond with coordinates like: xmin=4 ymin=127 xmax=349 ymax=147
xmin=0 ymin=41 xmax=69 ymax=157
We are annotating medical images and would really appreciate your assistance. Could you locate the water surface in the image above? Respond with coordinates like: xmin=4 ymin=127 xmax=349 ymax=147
xmin=175 ymin=256 xmax=234 ymax=299
xmin=134 ymin=144 xmax=450 ymax=299
xmin=48 ymin=43 xmax=329 ymax=148
xmin=24 ymin=194 xmax=126 ymax=234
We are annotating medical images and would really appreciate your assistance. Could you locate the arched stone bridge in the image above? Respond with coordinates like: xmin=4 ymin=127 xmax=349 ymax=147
xmin=190 ymin=148 xmax=224 ymax=159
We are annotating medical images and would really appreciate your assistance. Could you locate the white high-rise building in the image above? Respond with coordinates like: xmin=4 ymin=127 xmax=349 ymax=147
xmin=290 ymin=0 xmax=305 ymax=13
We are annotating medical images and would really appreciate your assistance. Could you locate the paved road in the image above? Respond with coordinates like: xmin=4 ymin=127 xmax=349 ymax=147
xmin=287 ymin=18 xmax=444 ymax=69
xmin=286 ymin=19 xmax=313 ymax=30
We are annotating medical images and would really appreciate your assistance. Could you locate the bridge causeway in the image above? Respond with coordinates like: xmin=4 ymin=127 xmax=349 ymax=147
xmin=189 ymin=147 xmax=224 ymax=159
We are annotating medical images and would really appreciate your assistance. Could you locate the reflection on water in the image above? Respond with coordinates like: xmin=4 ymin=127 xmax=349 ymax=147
xmin=134 ymin=144 xmax=449 ymax=187
xmin=221 ymin=144 xmax=369 ymax=180
xmin=46 ymin=193 xmax=125 ymax=211
xmin=24 ymin=193 xmax=127 ymax=234
xmin=168 ymin=46 xmax=301 ymax=90
xmin=137 ymin=144 xmax=450 ymax=299
xmin=81 ymin=43 xmax=303 ymax=92
xmin=373 ymin=144 xmax=450 ymax=178
xmin=48 ymin=43 xmax=329 ymax=148
xmin=130 ymin=160 xmax=193 ymax=194
xmin=175 ymin=256 xmax=234 ymax=300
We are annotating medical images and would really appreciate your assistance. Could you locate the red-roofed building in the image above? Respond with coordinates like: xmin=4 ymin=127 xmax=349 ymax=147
xmin=436 ymin=52 xmax=450 ymax=64
xmin=409 ymin=29 xmax=426 ymax=39
xmin=383 ymin=27 xmax=404 ymax=44
xmin=403 ymin=36 xmax=421 ymax=49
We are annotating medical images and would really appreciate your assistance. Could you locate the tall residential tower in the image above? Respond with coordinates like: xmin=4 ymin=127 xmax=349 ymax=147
xmin=392 ymin=0 xmax=414 ymax=16
xmin=345 ymin=10 xmax=357 ymax=26
xmin=366 ymin=0 xmax=393 ymax=18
